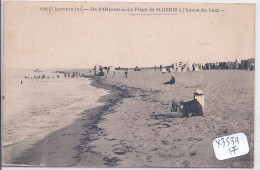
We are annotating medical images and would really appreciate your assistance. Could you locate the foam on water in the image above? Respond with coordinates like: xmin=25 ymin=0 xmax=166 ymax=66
xmin=2 ymin=69 xmax=108 ymax=161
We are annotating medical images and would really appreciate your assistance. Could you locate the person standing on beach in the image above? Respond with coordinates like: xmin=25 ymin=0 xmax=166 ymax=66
xmin=125 ymin=68 xmax=128 ymax=78
xmin=113 ymin=70 xmax=116 ymax=77
xmin=105 ymin=69 xmax=109 ymax=78
xmin=94 ymin=66 xmax=97 ymax=76
xmin=107 ymin=67 xmax=110 ymax=75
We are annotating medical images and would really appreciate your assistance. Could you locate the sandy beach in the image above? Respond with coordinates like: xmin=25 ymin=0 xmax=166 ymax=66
xmin=3 ymin=1 xmax=256 ymax=168
xmin=8 ymin=69 xmax=254 ymax=168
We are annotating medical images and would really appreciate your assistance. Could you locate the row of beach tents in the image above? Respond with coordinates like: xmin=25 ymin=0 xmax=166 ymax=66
xmin=161 ymin=58 xmax=255 ymax=73
xmin=92 ymin=58 xmax=255 ymax=76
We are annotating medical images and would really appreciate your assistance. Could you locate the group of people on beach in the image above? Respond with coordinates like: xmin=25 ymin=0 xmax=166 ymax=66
xmin=93 ymin=66 xmax=116 ymax=78
xmin=21 ymin=71 xmax=86 ymax=85
xmin=64 ymin=71 xmax=85 ymax=78
xmin=24 ymin=74 xmax=60 ymax=79
xmin=24 ymin=71 xmax=85 ymax=80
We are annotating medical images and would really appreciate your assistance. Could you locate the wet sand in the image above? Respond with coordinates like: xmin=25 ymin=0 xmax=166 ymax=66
xmin=8 ymin=69 xmax=254 ymax=167
xmin=8 ymin=76 xmax=130 ymax=167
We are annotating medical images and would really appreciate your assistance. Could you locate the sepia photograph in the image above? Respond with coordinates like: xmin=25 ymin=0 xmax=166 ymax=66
xmin=1 ymin=1 xmax=255 ymax=168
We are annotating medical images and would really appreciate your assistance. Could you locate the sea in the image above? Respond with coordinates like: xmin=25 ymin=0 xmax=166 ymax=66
xmin=2 ymin=68 xmax=108 ymax=163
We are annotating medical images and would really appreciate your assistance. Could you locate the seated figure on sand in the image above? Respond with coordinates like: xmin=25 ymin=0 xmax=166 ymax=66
xmin=164 ymin=76 xmax=175 ymax=85
xmin=179 ymin=89 xmax=205 ymax=117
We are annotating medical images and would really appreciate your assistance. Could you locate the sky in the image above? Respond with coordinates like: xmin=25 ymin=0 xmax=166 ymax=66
xmin=3 ymin=1 xmax=255 ymax=69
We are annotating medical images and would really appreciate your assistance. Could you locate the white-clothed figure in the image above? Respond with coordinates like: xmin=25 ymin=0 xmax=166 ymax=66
xmin=194 ymin=89 xmax=205 ymax=109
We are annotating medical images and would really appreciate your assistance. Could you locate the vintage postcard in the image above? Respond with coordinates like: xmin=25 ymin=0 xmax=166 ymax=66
xmin=2 ymin=1 xmax=255 ymax=168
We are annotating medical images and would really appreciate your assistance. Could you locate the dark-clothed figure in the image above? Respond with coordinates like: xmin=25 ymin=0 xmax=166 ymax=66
xmin=180 ymin=99 xmax=203 ymax=117
xmin=99 ymin=66 xmax=103 ymax=72
xmin=125 ymin=68 xmax=128 ymax=78
xmin=179 ymin=89 xmax=205 ymax=117
xmin=164 ymin=76 xmax=175 ymax=85
xmin=94 ymin=66 xmax=97 ymax=76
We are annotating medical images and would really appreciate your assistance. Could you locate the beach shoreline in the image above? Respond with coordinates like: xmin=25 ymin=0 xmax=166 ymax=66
xmin=3 ymin=69 xmax=254 ymax=168
xmin=4 ymin=75 xmax=131 ymax=167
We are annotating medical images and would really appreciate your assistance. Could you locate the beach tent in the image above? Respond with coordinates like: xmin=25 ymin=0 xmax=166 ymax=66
xmin=234 ymin=60 xmax=239 ymax=69
xmin=192 ymin=64 xmax=200 ymax=71
xmin=161 ymin=68 xmax=167 ymax=73
xmin=109 ymin=66 xmax=117 ymax=77
xmin=182 ymin=62 xmax=189 ymax=72
xmin=109 ymin=66 xmax=116 ymax=71
xmin=187 ymin=67 xmax=192 ymax=72
xmin=194 ymin=66 xmax=200 ymax=71
xmin=134 ymin=66 xmax=141 ymax=71
xmin=247 ymin=58 xmax=255 ymax=69
xmin=215 ymin=62 xmax=220 ymax=69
